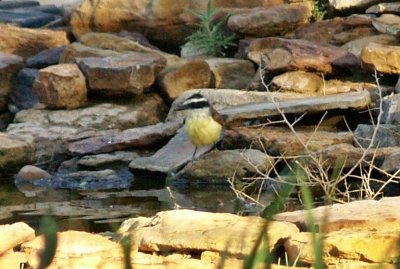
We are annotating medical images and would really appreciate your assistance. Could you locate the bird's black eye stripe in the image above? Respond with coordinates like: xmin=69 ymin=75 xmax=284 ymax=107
xmin=185 ymin=100 xmax=210 ymax=109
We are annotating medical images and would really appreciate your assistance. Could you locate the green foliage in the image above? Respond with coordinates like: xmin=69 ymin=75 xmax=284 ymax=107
xmin=312 ymin=0 xmax=327 ymax=21
xmin=38 ymin=215 xmax=58 ymax=269
xmin=184 ymin=0 xmax=236 ymax=56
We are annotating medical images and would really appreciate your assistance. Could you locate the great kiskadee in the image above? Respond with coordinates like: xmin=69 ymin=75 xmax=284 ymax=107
xmin=176 ymin=93 xmax=223 ymax=160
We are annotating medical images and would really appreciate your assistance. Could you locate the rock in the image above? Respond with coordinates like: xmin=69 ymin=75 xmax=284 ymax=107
xmin=227 ymin=3 xmax=312 ymax=38
xmin=78 ymin=151 xmax=145 ymax=168
xmin=33 ymin=64 xmax=87 ymax=109
xmin=79 ymin=32 xmax=180 ymax=66
xmin=0 ymin=1 xmax=39 ymax=9
xmin=15 ymin=165 xmax=51 ymax=182
xmin=118 ymin=209 xmax=299 ymax=256
xmin=68 ymin=121 xmax=180 ymax=155
xmin=381 ymin=151 xmax=400 ymax=173
xmin=176 ymin=149 xmax=274 ymax=183
xmin=77 ymin=53 xmax=166 ymax=96
xmin=367 ymin=2 xmax=400 ymax=14
xmin=60 ymin=42 xmax=123 ymax=63
xmin=372 ymin=14 xmax=400 ymax=36
xmin=382 ymin=93 xmax=400 ymax=124
xmin=314 ymin=143 xmax=400 ymax=168
xmin=328 ymin=0 xmax=384 ymax=13
xmin=321 ymin=80 xmax=376 ymax=95
xmin=361 ymin=43 xmax=400 ymax=74
xmin=0 ymin=252 xmax=28 ymax=269
xmin=293 ymin=14 xmax=376 ymax=46
xmin=218 ymin=91 xmax=372 ymax=125
xmin=115 ymin=30 xmax=159 ymax=50
xmin=223 ymin=126 xmax=353 ymax=156
xmin=341 ymin=34 xmax=399 ymax=58
xmin=354 ymin=124 xmax=400 ymax=148
xmin=157 ymin=59 xmax=212 ymax=101
xmin=245 ymin=37 xmax=360 ymax=76
xmin=285 ymin=230 xmax=399 ymax=266
xmin=204 ymin=58 xmax=255 ymax=89
xmin=14 ymin=94 xmax=165 ymax=129
xmin=129 ymin=129 xmax=213 ymax=176
xmin=33 ymin=169 xmax=134 ymax=189
xmin=0 ymin=24 xmax=69 ymax=59
xmin=25 ymin=46 xmax=66 ymax=69
xmin=271 ymin=71 xmax=323 ymax=94
xmin=70 ymin=0 xmax=292 ymax=48
xmin=0 ymin=53 xmax=24 ymax=112
xmin=9 ymin=68 xmax=39 ymax=112
xmin=0 ymin=7 xmax=60 ymax=28
xmin=0 ymin=222 xmax=35 ymax=254
xmin=0 ymin=133 xmax=35 ymax=171
xmin=21 ymin=230 xmax=123 ymax=269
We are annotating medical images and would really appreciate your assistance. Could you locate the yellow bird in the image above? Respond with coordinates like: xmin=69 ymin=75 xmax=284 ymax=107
xmin=177 ymin=93 xmax=223 ymax=160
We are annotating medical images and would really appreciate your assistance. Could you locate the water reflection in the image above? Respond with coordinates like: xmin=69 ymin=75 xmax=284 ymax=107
xmin=0 ymin=175 xmax=260 ymax=233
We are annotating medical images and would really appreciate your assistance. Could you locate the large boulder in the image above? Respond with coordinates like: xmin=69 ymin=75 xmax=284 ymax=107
xmin=361 ymin=43 xmax=400 ymax=74
xmin=0 ymin=133 xmax=35 ymax=171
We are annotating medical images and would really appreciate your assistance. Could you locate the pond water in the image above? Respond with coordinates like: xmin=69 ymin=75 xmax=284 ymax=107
xmin=0 ymin=174 xmax=271 ymax=233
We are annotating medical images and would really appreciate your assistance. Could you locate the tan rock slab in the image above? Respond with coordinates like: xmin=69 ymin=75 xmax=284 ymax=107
xmin=372 ymin=14 xmax=400 ymax=36
xmin=77 ymin=53 xmax=166 ymax=95
xmin=60 ymin=42 xmax=123 ymax=63
xmin=33 ymin=63 xmax=87 ymax=109
xmin=293 ymin=14 xmax=375 ymax=46
xmin=218 ymin=91 xmax=371 ymax=125
xmin=271 ymin=71 xmax=323 ymax=94
xmin=0 ymin=222 xmax=35 ymax=254
xmin=245 ymin=37 xmax=360 ymax=75
xmin=205 ymin=58 xmax=255 ymax=89
xmin=275 ymin=196 xmax=400 ymax=232
xmin=158 ymin=59 xmax=211 ymax=101
xmin=68 ymin=121 xmax=180 ymax=155
xmin=342 ymin=34 xmax=399 ymax=58
xmin=0 ymin=133 xmax=35 ymax=170
xmin=223 ymin=126 xmax=353 ymax=156
xmin=362 ymin=42 xmax=400 ymax=74
xmin=118 ymin=209 xmax=299 ymax=257
xmin=0 ymin=52 xmax=23 ymax=111
xmin=285 ymin=230 xmax=399 ymax=265
xmin=0 ymin=251 xmax=27 ymax=269
xmin=367 ymin=2 xmax=400 ymax=14
xmin=0 ymin=24 xmax=69 ymax=59
xmin=328 ymin=0 xmax=383 ymax=12
xmin=228 ymin=3 xmax=311 ymax=37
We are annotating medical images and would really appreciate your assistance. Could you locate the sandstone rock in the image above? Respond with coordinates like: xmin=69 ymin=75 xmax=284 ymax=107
xmin=77 ymin=53 xmax=166 ymax=96
xmin=0 ymin=52 xmax=23 ymax=112
xmin=271 ymin=71 xmax=323 ymax=94
xmin=354 ymin=124 xmax=400 ymax=148
xmin=321 ymin=80 xmax=376 ymax=95
xmin=33 ymin=63 xmax=87 ymax=109
xmin=157 ymin=59 xmax=211 ymax=101
xmin=14 ymin=94 xmax=165 ymax=129
xmin=367 ymin=2 xmax=400 ymax=14
xmin=59 ymin=42 xmax=123 ymax=63
xmin=245 ymin=37 xmax=360 ymax=76
xmin=70 ymin=0 xmax=294 ymax=48
xmin=293 ymin=14 xmax=376 ymax=46
xmin=25 ymin=46 xmax=66 ymax=69
xmin=205 ymin=58 xmax=255 ymax=89
xmin=177 ymin=149 xmax=274 ymax=183
xmin=22 ymin=230 xmax=123 ymax=269
xmin=372 ymin=14 xmax=400 ymax=36
xmin=218 ymin=91 xmax=371 ymax=125
xmin=118 ymin=209 xmax=299 ymax=256
xmin=68 ymin=121 xmax=180 ymax=155
xmin=79 ymin=32 xmax=180 ymax=66
xmin=285 ymin=230 xmax=399 ymax=265
xmin=227 ymin=3 xmax=312 ymax=37
xmin=15 ymin=165 xmax=51 ymax=182
xmin=9 ymin=68 xmax=39 ymax=112
xmin=78 ymin=151 xmax=144 ymax=168
xmin=129 ymin=128 xmax=213 ymax=175
xmin=0 ymin=24 xmax=69 ymax=59
xmin=0 ymin=251 xmax=27 ymax=269
xmin=0 ymin=222 xmax=35 ymax=254
xmin=223 ymin=126 xmax=353 ymax=156
xmin=341 ymin=34 xmax=399 ymax=58
xmin=361 ymin=43 xmax=400 ymax=74
xmin=0 ymin=133 xmax=35 ymax=171
xmin=328 ymin=0 xmax=384 ymax=13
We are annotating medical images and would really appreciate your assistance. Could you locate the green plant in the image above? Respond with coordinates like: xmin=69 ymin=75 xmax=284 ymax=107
xmin=312 ymin=0 xmax=327 ymax=21
xmin=184 ymin=0 xmax=236 ymax=56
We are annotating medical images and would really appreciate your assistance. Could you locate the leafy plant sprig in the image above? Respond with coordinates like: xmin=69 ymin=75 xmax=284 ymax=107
xmin=185 ymin=0 xmax=236 ymax=57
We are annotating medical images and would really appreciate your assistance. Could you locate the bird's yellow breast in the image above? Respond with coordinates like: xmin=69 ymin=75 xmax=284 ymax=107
xmin=185 ymin=111 xmax=222 ymax=147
